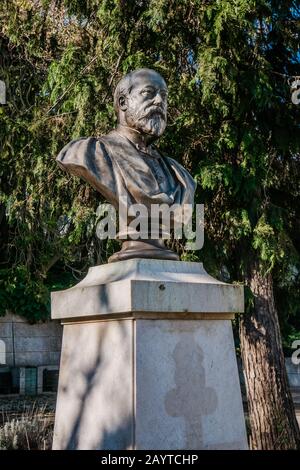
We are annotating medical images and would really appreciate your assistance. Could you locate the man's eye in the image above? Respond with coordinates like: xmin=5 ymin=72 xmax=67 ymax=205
xmin=141 ymin=89 xmax=153 ymax=96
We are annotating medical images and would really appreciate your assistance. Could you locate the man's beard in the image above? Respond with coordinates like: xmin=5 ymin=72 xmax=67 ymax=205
xmin=126 ymin=106 xmax=167 ymax=137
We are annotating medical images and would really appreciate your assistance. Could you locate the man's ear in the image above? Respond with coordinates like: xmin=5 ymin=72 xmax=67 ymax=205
xmin=119 ymin=95 xmax=127 ymax=111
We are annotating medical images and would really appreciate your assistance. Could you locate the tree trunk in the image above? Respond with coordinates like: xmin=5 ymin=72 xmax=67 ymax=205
xmin=240 ymin=260 xmax=300 ymax=449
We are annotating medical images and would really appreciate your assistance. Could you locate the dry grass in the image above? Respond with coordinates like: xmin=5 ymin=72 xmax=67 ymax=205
xmin=0 ymin=403 xmax=54 ymax=450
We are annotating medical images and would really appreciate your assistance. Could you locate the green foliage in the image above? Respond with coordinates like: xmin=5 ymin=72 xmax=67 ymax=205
xmin=0 ymin=267 xmax=49 ymax=321
xmin=0 ymin=0 xmax=299 ymax=341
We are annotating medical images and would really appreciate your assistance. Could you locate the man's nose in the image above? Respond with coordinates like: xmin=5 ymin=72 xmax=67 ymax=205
xmin=152 ymin=92 xmax=164 ymax=106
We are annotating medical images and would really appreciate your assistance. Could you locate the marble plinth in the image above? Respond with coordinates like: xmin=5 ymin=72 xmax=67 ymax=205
xmin=51 ymin=259 xmax=248 ymax=450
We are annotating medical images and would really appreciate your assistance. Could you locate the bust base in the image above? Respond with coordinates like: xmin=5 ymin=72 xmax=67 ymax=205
xmin=108 ymin=239 xmax=179 ymax=263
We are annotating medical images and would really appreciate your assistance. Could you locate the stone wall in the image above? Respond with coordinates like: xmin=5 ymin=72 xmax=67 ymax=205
xmin=286 ymin=358 xmax=300 ymax=388
xmin=0 ymin=313 xmax=62 ymax=367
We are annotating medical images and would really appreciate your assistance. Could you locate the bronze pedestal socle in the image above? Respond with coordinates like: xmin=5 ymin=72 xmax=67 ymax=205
xmin=56 ymin=68 xmax=196 ymax=262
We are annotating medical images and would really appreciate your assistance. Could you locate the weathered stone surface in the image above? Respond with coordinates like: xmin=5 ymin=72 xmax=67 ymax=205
xmin=53 ymin=318 xmax=247 ymax=450
xmin=53 ymin=320 xmax=134 ymax=450
xmin=49 ymin=352 xmax=61 ymax=364
xmin=286 ymin=359 xmax=300 ymax=388
xmin=15 ymin=352 xmax=51 ymax=367
xmin=0 ymin=323 xmax=13 ymax=337
xmin=51 ymin=259 xmax=244 ymax=320
xmin=286 ymin=358 xmax=300 ymax=374
xmin=0 ymin=314 xmax=62 ymax=367
xmin=14 ymin=321 xmax=62 ymax=337
xmin=15 ymin=337 xmax=51 ymax=352
xmin=135 ymin=319 xmax=247 ymax=450
xmin=13 ymin=336 xmax=61 ymax=353
xmin=52 ymin=259 xmax=247 ymax=450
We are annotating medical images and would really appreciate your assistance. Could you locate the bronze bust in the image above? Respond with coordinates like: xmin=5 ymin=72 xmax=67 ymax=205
xmin=57 ymin=68 xmax=196 ymax=262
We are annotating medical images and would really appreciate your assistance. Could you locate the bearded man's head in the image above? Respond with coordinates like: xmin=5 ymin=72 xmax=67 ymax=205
xmin=114 ymin=68 xmax=167 ymax=139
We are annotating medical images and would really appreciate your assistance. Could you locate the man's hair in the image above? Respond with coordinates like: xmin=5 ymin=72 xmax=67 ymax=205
xmin=113 ymin=68 xmax=165 ymax=118
xmin=113 ymin=71 xmax=135 ymax=115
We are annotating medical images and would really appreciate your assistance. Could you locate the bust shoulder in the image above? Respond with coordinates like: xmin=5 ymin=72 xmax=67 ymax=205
xmin=57 ymin=136 xmax=112 ymax=167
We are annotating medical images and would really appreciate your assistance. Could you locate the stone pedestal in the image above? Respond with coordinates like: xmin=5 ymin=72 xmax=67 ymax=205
xmin=51 ymin=259 xmax=248 ymax=450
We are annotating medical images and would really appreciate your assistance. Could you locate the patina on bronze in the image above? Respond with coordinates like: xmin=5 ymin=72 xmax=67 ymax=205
xmin=57 ymin=68 xmax=196 ymax=262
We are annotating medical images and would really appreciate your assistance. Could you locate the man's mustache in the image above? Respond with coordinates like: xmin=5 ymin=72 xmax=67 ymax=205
xmin=138 ymin=106 xmax=166 ymax=121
